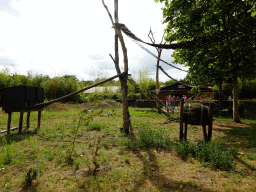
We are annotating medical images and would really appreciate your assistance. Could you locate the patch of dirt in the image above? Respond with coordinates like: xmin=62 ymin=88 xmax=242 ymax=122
xmin=44 ymin=102 xmax=77 ymax=111
xmin=79 ymin=99 xmax=122 ymax=111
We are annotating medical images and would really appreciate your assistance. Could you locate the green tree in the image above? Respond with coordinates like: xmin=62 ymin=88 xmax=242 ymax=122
xmin=155 ymin=0 xmax=256 ymax=122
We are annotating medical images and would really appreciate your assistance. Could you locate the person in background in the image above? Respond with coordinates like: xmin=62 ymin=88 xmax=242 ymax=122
xmin=172 ymin=95 xmax=176 ymax=109
xmin=164 ymin=96 xmax=168 ymax=110
xmin=168 ymin=95 xmax=172 ymax=111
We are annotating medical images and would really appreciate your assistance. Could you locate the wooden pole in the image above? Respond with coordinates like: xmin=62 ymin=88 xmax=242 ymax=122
xmin=184 ymin=121 xmax=188 ymax=141
xmin=19 ymin=112 xmax=24 ymax=134
xmin=179 ymin=98 xmax=184 ymax=141
xmin=7 ymin=112 xmax=12 ymax=135
xmin=37 ymin=110 xmax=42 ymax=129
xmin=27 ymin=112 xmax=31 ymax=129
xmin=207 ymin=103 xmax=214 ymax=142
xmin=109 ymin=0 xmax=130 ymax=133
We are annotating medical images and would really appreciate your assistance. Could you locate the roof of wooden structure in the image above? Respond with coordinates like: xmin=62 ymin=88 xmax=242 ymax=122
xmin=157 ymin=82 xmax=214 ymax=92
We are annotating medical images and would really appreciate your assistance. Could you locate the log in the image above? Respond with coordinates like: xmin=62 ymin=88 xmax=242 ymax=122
xmin=1 ymin=126 xmax=27 ymax=134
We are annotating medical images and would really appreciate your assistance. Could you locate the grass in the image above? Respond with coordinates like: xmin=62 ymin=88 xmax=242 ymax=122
xmin=0 ymin=100 xmax=255 ymax=191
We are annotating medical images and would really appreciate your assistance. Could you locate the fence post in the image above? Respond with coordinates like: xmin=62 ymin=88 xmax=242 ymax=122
xmin=179 ymin=98 xmax=184 ymax=141
xmin=207 ymin=102 xmax=214 ymax=142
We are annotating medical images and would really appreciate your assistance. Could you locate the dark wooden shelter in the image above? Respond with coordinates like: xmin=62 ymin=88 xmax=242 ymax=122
xmin=154 ymin=82 xmax=214 ymax=100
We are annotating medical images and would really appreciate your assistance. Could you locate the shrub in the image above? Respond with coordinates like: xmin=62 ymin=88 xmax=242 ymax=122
xmin=87 ymin=121 xmax=106 ymax=131
xmin=128 ymin=93 xmax=141 ymax=100
xmin=171 ymin=139 xmax=237 ymax=170
xmin=171 ymin=139 xmax=197 ymax=159
xmin=136 ymin=123 xmax=171 ymax=149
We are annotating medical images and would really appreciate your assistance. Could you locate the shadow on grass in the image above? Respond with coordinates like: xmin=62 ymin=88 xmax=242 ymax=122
xmin=131 ymin=148 xmax=213 ymax=192
xmin=124 ymin=132 xmax=213 ymax=191
xmin=0 ymin=129 xmax=39 ymax=147
xmin=214 ymin=120 xmax=256 ymax=148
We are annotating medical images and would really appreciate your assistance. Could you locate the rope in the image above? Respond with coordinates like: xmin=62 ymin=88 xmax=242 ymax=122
xmin=114 ymin=21 xmax=256 ymax=50
xmin=113 ymin=23 xmax=188 ymax=72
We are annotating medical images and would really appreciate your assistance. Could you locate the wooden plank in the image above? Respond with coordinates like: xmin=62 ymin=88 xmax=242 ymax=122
xmin=19 ymin=112 xmax=24 ymax=134
xmin=1 ymin=126 xmax=26 ymax=134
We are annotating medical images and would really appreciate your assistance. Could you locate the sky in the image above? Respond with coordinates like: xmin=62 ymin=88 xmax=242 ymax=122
xmin=0 ymin=0 xmax=188 ymax=82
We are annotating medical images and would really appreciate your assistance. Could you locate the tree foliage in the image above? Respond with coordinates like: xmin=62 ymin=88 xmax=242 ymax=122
xmin=155 ymin=0 xmax=256 ymax=85
xmin=155 ymin=0 xmax=256 ymax=122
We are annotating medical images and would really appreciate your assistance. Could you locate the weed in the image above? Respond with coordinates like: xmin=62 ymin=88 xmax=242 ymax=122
xmin=172 ymin=139 xmax=237 ymax=170
xmin=247 ymin=154 xmax=256 ymax=160
xmin=29 ymin=136 xmax=38 ymax=154
xmin=137 ymin=123 xmax=171 ymax=149
xmin=84 ymin=138 xmax=102 ymax=175
xmin=196 ymin=140 xmax=237 ymax=169
xmin=66 ymin=115 xmax=82 ymax=164
xmin=1 ymin=138 xmax=14 ymax=165
xmin=87 ymin=121 xmax=104 ymax=131
xmin=22 ymin=167 xmax=41 ymax=188
xmin=171 ymin=139 xmax=197 ymax=159
xmin=124 ymin=152 xmax=130 ymax=164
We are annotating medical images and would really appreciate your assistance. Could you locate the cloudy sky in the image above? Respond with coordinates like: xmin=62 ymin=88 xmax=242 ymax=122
xmin=0 ymin=0 xmax=188 ymax=82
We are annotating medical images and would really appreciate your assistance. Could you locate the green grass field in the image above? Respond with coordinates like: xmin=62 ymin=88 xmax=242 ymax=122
xmin=0 ymin=100 xmax=255 ymax=191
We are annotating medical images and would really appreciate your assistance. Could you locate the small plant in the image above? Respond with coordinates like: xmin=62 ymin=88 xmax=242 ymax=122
xmin=84 ymin=138 xmax=102 ymax=175
xmin=1 ymin=138 xmax=14 ymax=165
xmin=124 ymin=152 xmax=130 ymax=164
xmin=29 ymin=136 xmax=38 ymax=154
xmin=87 ymin=121 xmax=104 ymax=131
xmin=23 ymin=167 xmax=40 ymax=187
xmin=66 ymin=116 xmax=82 ymax=165
xmin=247 ymin=154 xmax=256 ymax=160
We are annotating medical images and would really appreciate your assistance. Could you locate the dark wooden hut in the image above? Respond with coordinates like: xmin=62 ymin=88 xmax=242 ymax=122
xmin=154 ymin=82 xmax=214 ymax=100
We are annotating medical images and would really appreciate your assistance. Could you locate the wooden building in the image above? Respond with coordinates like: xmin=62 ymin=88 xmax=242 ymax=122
xmin=154 ymin=82 xmax=214 ymax=100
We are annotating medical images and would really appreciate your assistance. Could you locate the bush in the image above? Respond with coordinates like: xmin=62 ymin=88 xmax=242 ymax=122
xmin=136 ymin=123 xmax=171 ymax=149
xmin=172 ymin=139 xmax=237 ymax=170
xmin=171 ymin=139 xmax=197 ymax=159
xmin=43 ymin=77 xmax=80 ymax=102
xmin=128 ymin=93 xmax=141 ymax=100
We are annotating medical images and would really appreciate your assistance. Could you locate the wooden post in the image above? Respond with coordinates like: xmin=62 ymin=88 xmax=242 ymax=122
xmin=19 ymin=112 xmax=24 ymax=134
xmin=207 ymin=103 xmax=214 ymax=142
xmin=179 ymin=98 xmax=184 ymax=141
xmin=27 ymin=112 xmax=31 ymax=129
xmin=37 ymin=110 xmax=42 ymax=129
xmin=113 ymin=0 xmax=130 ymax=133
xmin=7 ymin=112 xmax=12 ymax=135
xmin=184 ymin=121 xmax=188 ymax=141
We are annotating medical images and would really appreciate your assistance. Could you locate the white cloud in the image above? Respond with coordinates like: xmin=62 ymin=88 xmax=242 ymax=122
xmin=0 ymin=0 xmax=187 ymax=82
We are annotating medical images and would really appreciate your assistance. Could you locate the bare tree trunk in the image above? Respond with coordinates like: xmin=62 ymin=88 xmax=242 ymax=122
xmin=156 ymin=50 xmax=162 ymax=113
xmin=114 ymin=0 xmax=130 ymax=133
xmin=233 ymin=75 xmax=240 ymax=122
xmin=103 ymin=0 xmax=130 ymax=133
xmin=148 ymin=28 xmax=164 ymax=114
